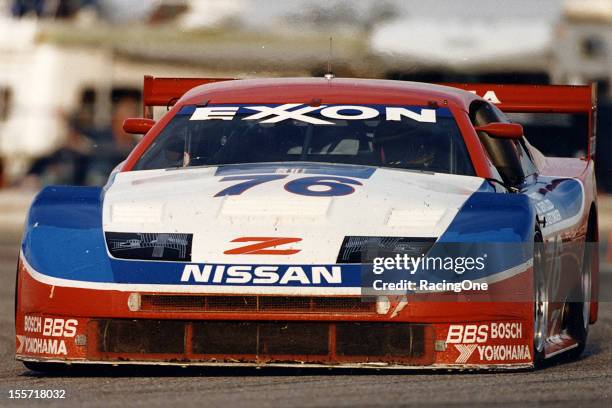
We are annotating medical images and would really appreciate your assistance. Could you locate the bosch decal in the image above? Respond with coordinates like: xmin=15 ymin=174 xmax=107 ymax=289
xmin=446 ymin=323 xmax=524 ymax=344
xmin=17 ymin=316 xmax=79 ymax=356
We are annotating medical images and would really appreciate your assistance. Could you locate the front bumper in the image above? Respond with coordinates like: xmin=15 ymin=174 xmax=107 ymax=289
xmin=15 ymin=257 xmax=535 ymax=370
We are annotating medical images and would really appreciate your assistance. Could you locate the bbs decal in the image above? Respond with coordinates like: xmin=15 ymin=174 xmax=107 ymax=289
xmin=189 ymin=104 xmax=441 ymax=125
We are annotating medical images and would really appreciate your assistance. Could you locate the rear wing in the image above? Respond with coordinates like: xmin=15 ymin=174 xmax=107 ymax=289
xmin=444 ymin=83 xmax=597 ymax=158
xmin=142 ymin=75 xmax=235 ymax=119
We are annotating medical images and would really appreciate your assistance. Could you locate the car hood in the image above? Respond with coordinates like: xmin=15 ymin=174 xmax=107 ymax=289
xmin=103 ymin=163 xmax=486 ymax=264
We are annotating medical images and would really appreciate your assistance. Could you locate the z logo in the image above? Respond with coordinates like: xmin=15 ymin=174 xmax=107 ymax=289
xmin=224 ymin=237 xmax=302 ymax=255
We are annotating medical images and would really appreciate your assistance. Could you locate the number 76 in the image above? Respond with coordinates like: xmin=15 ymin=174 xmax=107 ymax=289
xmin=214 ymin=174 xmax=362 ymax=197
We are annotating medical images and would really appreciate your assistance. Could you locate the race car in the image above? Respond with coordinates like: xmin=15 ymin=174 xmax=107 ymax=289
xmin=15 ymin=76 xmax=598 ymax=371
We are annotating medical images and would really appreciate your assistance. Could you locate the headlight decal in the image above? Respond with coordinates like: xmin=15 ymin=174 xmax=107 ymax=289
xmin=336 ymin=236 xmax=436 ymax=264
xmin=105 ymin=232 xmax=193 ymax=262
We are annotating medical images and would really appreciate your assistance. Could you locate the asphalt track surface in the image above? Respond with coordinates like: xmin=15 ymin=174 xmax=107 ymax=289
xmin=0 ymin=234 xmax=611 ymax=408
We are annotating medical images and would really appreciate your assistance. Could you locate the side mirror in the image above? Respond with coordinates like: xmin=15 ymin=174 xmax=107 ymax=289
xmin=123 ymin=118 xmax=156 ymax=134
xmin=475 ymin=122 xmax=523 ymax=139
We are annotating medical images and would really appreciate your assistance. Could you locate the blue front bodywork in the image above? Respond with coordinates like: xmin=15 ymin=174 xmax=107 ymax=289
xmin=20 ymin=169 xmax=582 ymax=288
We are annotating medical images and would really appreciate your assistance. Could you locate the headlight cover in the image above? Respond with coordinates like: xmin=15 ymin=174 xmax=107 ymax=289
xmin=336 ymin=236 xmax=436 ymax=264
xmin=105 ymin=232 xmax=193 ymax=261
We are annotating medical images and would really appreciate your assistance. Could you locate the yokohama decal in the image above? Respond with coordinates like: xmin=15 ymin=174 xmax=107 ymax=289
xmin=446 ymin=322 xmax=530 ymax=363
xmin=454 ymin=344 xmax=477 ymax=363
xmin=224 ymin=237 xmax=302 ymax=255
xmin=17 ymin=335 xmax=68 ymax=355
xmin=453 ymin=344 xmax=531 ymax=363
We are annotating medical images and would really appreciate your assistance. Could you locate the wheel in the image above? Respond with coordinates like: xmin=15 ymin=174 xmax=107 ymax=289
xmin=533 ymin=230 xmax=547 ymax=366
xmin=565 ymin=222 xmax=594 ymax=359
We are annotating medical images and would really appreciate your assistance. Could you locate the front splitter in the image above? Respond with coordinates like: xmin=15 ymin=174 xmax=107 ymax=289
xmin=17 ymin=356 xmax=534 ymax=371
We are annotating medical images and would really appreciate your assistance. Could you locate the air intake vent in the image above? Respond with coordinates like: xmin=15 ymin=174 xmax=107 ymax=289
xmin=191 ymin=321 xmax=330 ymax=355
xmin=139 ymin=294 xmax=375 ymax=314
xmin=93 ymin=319 xmax=431 ymax=365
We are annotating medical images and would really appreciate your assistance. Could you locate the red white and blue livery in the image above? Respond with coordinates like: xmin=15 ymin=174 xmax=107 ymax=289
xmin=15 ymin=77 xmax=598 ymax=370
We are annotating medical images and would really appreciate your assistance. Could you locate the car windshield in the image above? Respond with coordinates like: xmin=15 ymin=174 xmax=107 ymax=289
xmin=134 ymin=103 xmax=474 ymax=175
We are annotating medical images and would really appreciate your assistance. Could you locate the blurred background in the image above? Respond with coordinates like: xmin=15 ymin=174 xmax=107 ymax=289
xmin=1 ymin=2 xmax=612 ymax=395
xmin=0 ymin=0 xmax=611 ymax=193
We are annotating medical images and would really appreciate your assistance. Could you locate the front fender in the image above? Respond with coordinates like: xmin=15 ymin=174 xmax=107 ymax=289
xmin=21 ymin=186 xmax=112 ymax=282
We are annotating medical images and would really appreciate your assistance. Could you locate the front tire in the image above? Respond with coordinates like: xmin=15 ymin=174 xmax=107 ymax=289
xmin=565 ymin=222 xmax=594 ymax=359
xmin=533 ymin=230 xmax=547 ymax=366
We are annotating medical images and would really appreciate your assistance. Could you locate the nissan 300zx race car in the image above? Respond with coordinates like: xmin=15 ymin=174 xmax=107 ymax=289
xmin=15 ymin=77 xmax=598 ymax=371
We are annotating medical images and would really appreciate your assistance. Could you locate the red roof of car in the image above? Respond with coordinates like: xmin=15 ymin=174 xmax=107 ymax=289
xmin=177 ymin=77 xmax=477 ymax=110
